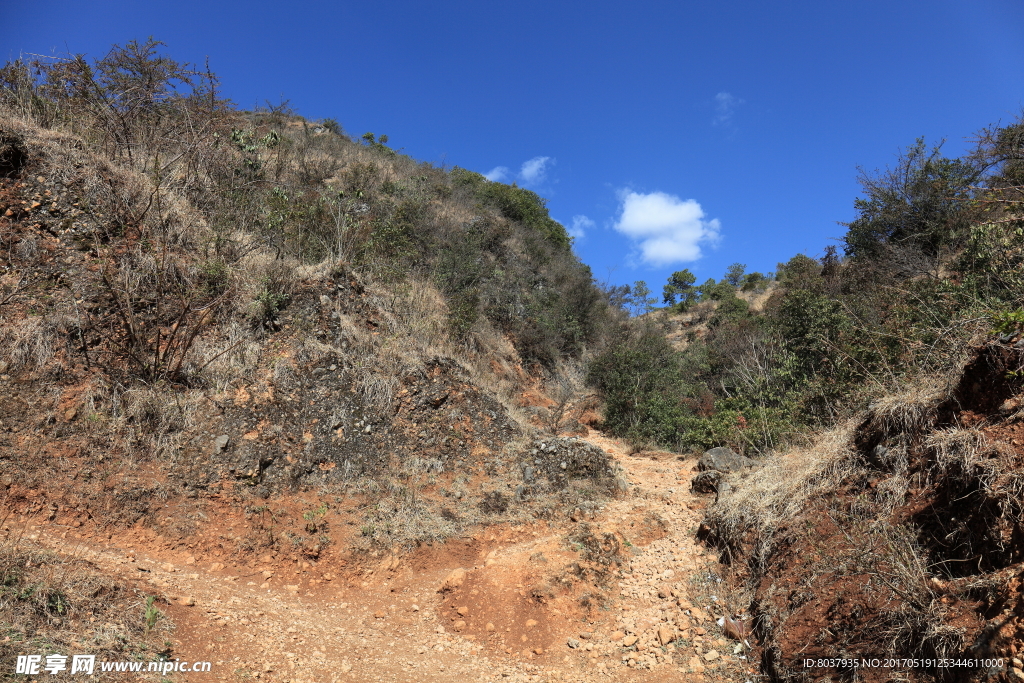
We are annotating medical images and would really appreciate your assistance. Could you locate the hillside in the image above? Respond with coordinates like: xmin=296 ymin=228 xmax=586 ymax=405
xmin=0 ymin=41 xmax=771 ymax=683
xmin=704 ymin=340 xmax=1024 ymax=681
xmin=3 ymin=39 xmax=1024 ymax=683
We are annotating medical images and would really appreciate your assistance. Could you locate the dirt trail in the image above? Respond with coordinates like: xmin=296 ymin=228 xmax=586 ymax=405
xmin=25 ymin=432 xmax=754 ymax=683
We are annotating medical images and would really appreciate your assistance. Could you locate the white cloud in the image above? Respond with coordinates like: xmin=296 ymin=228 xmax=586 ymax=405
xmin=484 ymin=166 xmax=510 ymax=182
xmin=613 ymin=190 xmax=720 ymax=266
xmin=519 ymin=156 xmax=553 ymax=185
xmin=569 ymin=215 xmax=594 ymax=240
xmin=713 ymin=92 xmax=745 ymax=127
xmin=483 ymin=156 xmax=556 ymax=186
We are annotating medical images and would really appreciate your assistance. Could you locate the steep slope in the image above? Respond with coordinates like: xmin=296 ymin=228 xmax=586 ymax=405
xmin=0 ymin=83 xmax=615 ymax=549
xmin=0 ymin=44 xmax=637 ymax=677
xmin=703 ymin=337 xmax=1024 ymax=681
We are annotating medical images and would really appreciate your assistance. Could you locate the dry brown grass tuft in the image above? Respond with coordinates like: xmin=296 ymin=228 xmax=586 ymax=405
xmin=865 ymin=379 xmax=948 ymax=438
xmin=0 ymin=316 xmax=57 ymax=373
xmin=190 ymin=320 xmax=264 ymax=392
xmin=708 ymin=424 xmax=859 ymax=571
xmin=925 ymin=428 xmax=987 ymax=475
xmin=107 ymin=386 xmax=204 ymax=465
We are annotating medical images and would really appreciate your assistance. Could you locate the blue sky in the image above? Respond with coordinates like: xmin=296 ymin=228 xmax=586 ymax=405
xmin=5 ymin=0 xmax=1024 ymax=293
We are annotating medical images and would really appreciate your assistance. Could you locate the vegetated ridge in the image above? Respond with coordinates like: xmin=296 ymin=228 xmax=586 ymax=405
xmin=594 ymin=109 xmax=1024 ymax=680
xmin=3 ymin=38 xmax=1024 ymax=683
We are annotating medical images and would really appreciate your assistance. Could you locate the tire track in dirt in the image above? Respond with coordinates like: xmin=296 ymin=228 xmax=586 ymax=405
xmin=23 ymin=430 xmax=755 ymax=683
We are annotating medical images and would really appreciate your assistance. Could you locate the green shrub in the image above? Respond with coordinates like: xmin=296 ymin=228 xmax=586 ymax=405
xmin=587 ymin=323 xmax=690 ymax=446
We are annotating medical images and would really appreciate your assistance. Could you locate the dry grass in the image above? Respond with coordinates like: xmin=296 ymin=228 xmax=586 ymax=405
xmin=865 ymin=523 xmax=966 ymax=667
xmin=190 ymin=320 xmax=264 ymax=392
xmin=708 ymin=424 xmax=859 ymax=572
xmin=0 ymin=316 xmax=58 ymax=373
xmin=865 ymin=379 xmax=948 ymax=438
xmin=925 ymin=428 xmax=987 ymax=475
xmin=0 ymin=537 xmax=171 ymax=673
xmin=736 ymin=281 xmax=777 ymax=312
xmin=107 ymin=386 xmax=204 ymax=466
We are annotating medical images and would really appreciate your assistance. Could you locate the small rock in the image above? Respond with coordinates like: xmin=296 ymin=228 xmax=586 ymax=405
xmin=622 ymin=635 xmax=638 ymax=647
xmin=485 ymin=622 xmax=495 ymax=631
xmin=411 ymin=604 xmax=420 ymax=612
xmin=440 ymin=568 xmax=466 ymax=591
xmin=374 ymin=611 xmax=386 ymax=619
xmin=657 ymin=627 xmax=674 ymax=646
xmin=180 ymin=596 xmax=195 ymax=606
xmin=211 ymin=434 xmax=230 ymax=455
xmin=687 ymin=656 xmax=705 ymax=673
xmin=533 ymin=647 xmax=543 ymax=655
xmin=454 ymin=620 xmax=466 ymax=630
xmin=525 ymin=619 xmax=537 ymax=628
xmin=567 ymin=639 xmax=581 ymax=649
xmin=703 ymin=650 xmax=720 ymax=662
xmin=457 ymin=606 xmax=469 ymax=616
xmin=609 ymin=631 xmax=624 ymax=642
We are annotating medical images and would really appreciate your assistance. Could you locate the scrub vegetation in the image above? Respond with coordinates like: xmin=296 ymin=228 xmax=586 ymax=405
xmin=3 ymin=39 xmax=1024 ymax=682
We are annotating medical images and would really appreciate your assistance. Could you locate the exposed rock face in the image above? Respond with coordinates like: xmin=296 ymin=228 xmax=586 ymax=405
xmin=696 ymin=447 xmax=757 ymax=473
xmin=692 ymin=447 xmax=756 ymax=494
xmin=690 ymin=470 xmax=721 ymax=494
xmin=521 ymin=437 xmax=620 ymax=492
xmin=0 ymin=130 xmax=27 ymax=178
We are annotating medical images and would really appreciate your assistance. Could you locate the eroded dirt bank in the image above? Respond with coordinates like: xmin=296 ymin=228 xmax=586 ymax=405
xmin=10 ymin=430 xmax=756 ymax=683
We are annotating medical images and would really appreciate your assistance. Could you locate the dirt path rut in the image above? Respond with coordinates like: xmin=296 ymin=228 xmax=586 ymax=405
xmin=27 ymin=432 xmax=755 ymax=683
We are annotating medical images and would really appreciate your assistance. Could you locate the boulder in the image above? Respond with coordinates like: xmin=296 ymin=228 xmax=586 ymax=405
xmin=697 ymin=447 xmax=756 ymax=473
xmin=440 ymin=567 xmax=466 ymax=592
xmin=691 ymin=470 xmax=721 ymax=493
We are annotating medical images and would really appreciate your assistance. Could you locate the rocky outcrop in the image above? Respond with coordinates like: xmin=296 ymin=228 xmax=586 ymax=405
xmin=691 ymin=447 xmax=757 ymax=494
xmin=696 ymin=447 xmax=756 ymax=473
